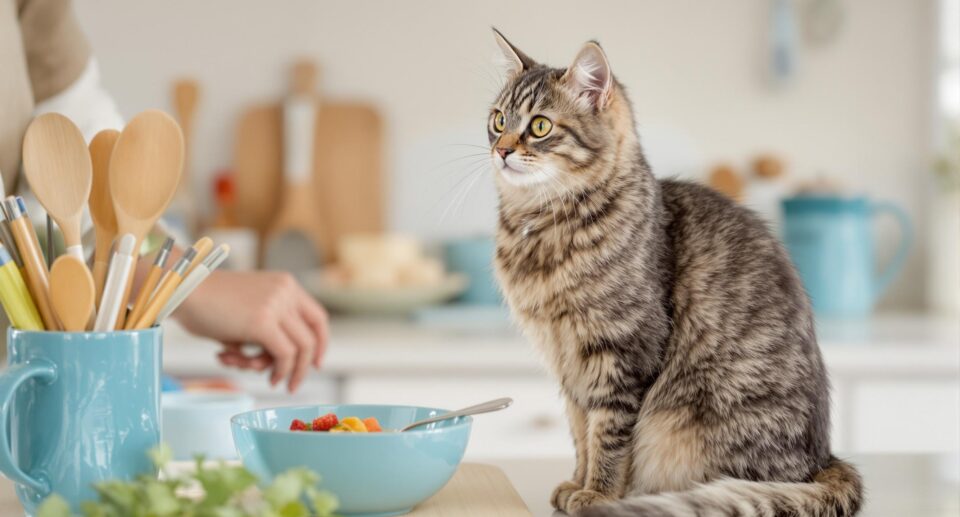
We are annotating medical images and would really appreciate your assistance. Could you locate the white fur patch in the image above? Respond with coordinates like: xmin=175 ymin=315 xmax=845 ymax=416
xmin=495 ymin=154 xmax=554 ymax=187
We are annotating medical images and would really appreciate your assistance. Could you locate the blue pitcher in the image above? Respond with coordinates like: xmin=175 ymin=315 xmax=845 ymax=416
xmin=0 ymin=328 xmax=162 ymax=515
xmin=782 ymin=196 xmax=912 ymax=317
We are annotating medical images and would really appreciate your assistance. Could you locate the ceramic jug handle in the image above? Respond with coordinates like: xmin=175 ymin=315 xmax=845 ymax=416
xmin=0 ymin=360 xmax=57 ymax=495
xmin=871 ymin=201 xmax=913 ymax=300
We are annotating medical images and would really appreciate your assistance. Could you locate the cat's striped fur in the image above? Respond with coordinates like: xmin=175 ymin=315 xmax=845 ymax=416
xmin=488 ymin=30 xmax=862 ymax=516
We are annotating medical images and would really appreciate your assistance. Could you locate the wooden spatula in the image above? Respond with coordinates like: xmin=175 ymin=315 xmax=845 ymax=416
xmin=21 ymin=113 xmax=93 ymax=261
xmin=172 ymin=78 xmax=200 ymax=234
xmin=49 ymin=255 xmax=94 ymax=331
xmin=109 ymin=110 xmax=184 ymax=327
xmin=89 ymin=129 xmax=120 ymax=308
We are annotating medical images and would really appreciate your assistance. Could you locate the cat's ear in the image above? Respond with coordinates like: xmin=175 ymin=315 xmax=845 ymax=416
xmin=563 ymin=41 xmax=613 ymax=110
xmin=493 ymin=28 xmax=536 ymax=77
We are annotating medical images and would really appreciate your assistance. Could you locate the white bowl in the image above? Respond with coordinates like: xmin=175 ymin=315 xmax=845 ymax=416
xmin=162 ymin=391 xmax=254 ymax=460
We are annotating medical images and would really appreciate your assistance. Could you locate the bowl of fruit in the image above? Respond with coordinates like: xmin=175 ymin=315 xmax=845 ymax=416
xmin=230 ymin=404 xmax=472 ymax=516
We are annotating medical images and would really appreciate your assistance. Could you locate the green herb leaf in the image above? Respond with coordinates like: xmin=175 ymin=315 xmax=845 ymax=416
xmin=262 ymin=468 xmax=318 ymax=508
xmin=37 ymin=494 xmax=71 ymax=517
xmin=195 ymin=462 xmax=258 ymax=509
xmin=306 ymin=486 xmax=339 ymax=517
xmin=40 ymin=445 xmax=337 ymax=517
xmin=147 ymin=443 xmax=173 ymax=469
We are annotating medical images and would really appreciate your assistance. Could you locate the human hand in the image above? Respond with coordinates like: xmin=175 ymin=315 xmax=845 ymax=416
xmin=174 ymin=270 xmax=329 ymax=392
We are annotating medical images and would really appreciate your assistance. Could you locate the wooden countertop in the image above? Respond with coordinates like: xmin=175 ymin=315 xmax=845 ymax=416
xmin=3 ymin=455 xmax=957 ymax=516
xmin=0 ymin=463 xmax=529 ymax=516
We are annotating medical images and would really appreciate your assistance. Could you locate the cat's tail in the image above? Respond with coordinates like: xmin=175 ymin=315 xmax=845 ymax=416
xmin=578 ymin=456 xmax=863 ymax=517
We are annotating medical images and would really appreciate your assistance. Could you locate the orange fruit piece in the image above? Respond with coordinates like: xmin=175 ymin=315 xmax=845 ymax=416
xmin=340 ymin=416 xmax=368 ymax=432
xmin=363 ymin=417 xmax=383 ymax=432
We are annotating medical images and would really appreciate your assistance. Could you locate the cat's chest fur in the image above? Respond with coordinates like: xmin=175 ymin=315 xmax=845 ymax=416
xmin=494 ymin=205 xmax=663 ymax=395
xmin=493 ymin=170 xmax=674 ymax=404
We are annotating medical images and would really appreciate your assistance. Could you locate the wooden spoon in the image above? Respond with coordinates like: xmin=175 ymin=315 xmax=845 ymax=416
xmin=49 ymin=255 xmax=94 ymax=331
xmin=21 ymin=113 xmax=93 ymax=261
xmin=109 ymin=110 xmax=184 ymax=327
xmin=89 ymin=129 xmax=120 ymax=308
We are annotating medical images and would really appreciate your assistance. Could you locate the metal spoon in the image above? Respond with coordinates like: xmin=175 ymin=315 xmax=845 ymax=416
xmin=401 ymin=397 xmax=513 ymax=432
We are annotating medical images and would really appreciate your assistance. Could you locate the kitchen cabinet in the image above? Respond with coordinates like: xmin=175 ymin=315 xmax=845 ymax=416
xmin=163 ymin=314 xmax=960 ymax=458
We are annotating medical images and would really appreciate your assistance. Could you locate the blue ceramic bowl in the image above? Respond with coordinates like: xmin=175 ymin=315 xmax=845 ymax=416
xmin=231 ymin=404 xmax=472 ymax=516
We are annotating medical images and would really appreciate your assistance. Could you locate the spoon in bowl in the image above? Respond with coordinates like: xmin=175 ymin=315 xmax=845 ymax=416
xmin=400 ymin=397 xmax=513 ymax=432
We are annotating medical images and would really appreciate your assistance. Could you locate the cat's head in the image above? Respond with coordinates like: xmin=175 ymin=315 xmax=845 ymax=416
xmin=489 ymin=29 xmax=635 ymax=202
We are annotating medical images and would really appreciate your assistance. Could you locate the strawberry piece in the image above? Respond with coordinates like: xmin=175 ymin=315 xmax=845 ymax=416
xmin=290 ymin=419 xmax=309 ymax=431
xmin=312 ymin=413 xmax=339 ymax=431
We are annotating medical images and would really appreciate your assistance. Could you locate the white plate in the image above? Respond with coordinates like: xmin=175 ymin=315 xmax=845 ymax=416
xmin=303 ymin=273 xmax=468 ymax=315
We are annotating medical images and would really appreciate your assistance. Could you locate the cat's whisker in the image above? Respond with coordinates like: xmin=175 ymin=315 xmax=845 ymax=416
xmin=430 ymin=159 xmax=491 ymax=219
xmin=438 ymin=163 xmax=488 ymax=223
xmin=441 ymin=143 xmax=491 ymax=150
xmin=541 ymin=171 xmax=573 ymax=230
xmin=427 ymin=153 xmax=491 ymax=176
xmin=449 ymin=165 xmax=487 ymax=221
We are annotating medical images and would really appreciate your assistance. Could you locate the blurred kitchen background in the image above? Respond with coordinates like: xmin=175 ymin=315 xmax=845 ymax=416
xmin=71 ymin=0 xmax=957 ymax=474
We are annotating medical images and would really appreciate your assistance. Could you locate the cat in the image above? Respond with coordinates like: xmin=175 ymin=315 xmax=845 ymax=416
xmin=488 ymin=29 xmax=862 ymax=516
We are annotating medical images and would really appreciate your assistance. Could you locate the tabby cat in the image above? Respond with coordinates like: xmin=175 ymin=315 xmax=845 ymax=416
xmin=488 ymin=29 xmax=863 ymax=516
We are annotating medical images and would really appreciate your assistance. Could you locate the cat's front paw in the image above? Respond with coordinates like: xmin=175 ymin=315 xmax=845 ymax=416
xmin=564 ymin=488 xmax=611 ymax=514
xmin=550 ymin=480 xmax=581 ymax=511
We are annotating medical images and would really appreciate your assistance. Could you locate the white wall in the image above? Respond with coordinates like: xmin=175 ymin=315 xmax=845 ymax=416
xmin=73 ymin=0 xmax=936 ymax=309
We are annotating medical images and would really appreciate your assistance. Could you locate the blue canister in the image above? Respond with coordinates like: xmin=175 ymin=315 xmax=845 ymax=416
xmin=0 ymin=327 xmax=162 ymax=515
xmin=443 ymin=237 xmax=502 ymax=305
xmin=782 ymin=195 xmax=912 ymax=317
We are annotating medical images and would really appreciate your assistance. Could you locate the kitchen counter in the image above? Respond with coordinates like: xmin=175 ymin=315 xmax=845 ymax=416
xmin=3 ymin=454 xmax=957 ymax=516
xmin=159 ymin=312 xmax=959 ymax=458
xmin=162 ymin=313 xmax=960 ymax=377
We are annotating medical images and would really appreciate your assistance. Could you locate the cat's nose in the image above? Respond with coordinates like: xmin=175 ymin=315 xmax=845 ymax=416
xmin=496 ymin=147 xmax=515 ymax=159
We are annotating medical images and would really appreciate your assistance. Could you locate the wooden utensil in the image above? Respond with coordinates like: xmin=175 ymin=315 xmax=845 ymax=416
xmin=4 ymin=198 xmax=58 ymax=329
xmin=156 ymin=244 xmax=229 ymax=323
xmin=184 ymin=236 xmax=213 ymax=276
xmin=173 ymin=80 xmax=199 ymax=150
xmin=89 ymin=129 xmax=120 ymax=307
xmin=172 ymin=79 xmax=200 ymax=234
xmin=234 ymin=60 xmax=384 ymax=264
xmin=93 ymin=234 xmax=136 ymax=331
xmin=109 ymin=110 xmax=184 ymax=328
xmin=263 ymin=62 xmax=327 ymax=269
xmin=130 ymin=248 xmax=196 ymax=329
xmin=21 ymin=113 xmax=93 ymax=261
xmin=49 ymin=255 xmax=94 ymax=331
xmin=124 ymin=237 xmax=173 ymax=330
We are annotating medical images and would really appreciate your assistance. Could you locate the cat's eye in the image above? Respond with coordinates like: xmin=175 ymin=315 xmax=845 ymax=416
xmin=493 ymin=111 xmax=506 ymax=132
xmin=529 ymin=116 xmax=553 ymax=138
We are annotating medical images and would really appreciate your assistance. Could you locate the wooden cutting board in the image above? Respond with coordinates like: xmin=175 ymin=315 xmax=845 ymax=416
xmin=410 ymin=463 xmax=531 ymax=516
xmin=234 ymin=95 xmax=384 ymax=263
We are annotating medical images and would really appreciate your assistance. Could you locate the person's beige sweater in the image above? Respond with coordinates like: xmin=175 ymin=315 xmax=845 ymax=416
xmin=0 ymin=0 xmax=90 ymax=194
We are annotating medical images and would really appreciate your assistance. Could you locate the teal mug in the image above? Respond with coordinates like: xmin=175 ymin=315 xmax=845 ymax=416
xmin=444 ymin=237 xmax=502 ymax=305
xmin=0 ymin=328 xmax=162 ymax=515
xmin=783 ymin=195 xmax=912 ymax=317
